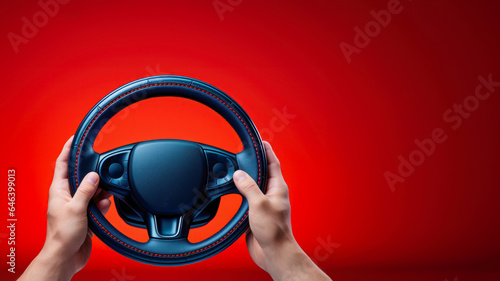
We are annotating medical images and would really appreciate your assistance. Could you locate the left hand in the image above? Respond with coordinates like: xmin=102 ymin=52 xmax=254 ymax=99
xmin=19 ymin=136 xmax=112 ymax=281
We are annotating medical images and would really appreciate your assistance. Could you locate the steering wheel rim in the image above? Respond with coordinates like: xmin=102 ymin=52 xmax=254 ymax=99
xmin=68 ymin=75 xmax=267 ymax=265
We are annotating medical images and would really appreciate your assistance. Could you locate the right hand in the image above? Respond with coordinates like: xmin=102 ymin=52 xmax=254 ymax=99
xmin=233 ymin=141 xmax=331 ymax=281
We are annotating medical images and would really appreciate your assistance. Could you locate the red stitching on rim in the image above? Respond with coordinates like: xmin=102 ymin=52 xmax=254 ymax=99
xmin=74 ymin=82 xmax=262 ymax=257
xmin=89 ymin=212 xmax=248 ymax=257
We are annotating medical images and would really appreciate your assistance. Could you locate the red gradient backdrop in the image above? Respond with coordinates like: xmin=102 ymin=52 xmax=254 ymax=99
xmin=1 ymin=0 xmax=500 ymax=280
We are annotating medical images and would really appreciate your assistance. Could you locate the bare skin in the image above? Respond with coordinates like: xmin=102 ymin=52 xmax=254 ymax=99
xmin=233 ymin=142 xmax=331 ymax=281
xmin=19 ymin=138 xmax=331 ymax=281
xmin=18 ymin=136 xmax=111 ymax=281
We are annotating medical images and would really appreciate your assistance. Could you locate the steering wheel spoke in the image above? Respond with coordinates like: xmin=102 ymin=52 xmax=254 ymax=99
xmin=199 ymin=144 xmax=239 ymax=199
xmin=96 ymin=144 xmax=135 ymax=201
xmin=206 ymin=183 xmax=239 ymax=199
xmin=69 ymin=75 xmax=267 ymax=265
xmin=144 ymin=213 xmax=193 ymax=239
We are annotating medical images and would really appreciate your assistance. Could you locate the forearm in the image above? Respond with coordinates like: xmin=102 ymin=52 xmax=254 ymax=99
xmin=18 ymin=249 xmax=74 ymax=281
xmin=266 ymin=240 xmax=331 ymax=281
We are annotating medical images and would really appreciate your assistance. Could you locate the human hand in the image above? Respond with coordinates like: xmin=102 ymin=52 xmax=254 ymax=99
xmin=233 ymin=141 xmax=331 ymax=281
xmin=19 ymin=136 xmax=112 ymax=281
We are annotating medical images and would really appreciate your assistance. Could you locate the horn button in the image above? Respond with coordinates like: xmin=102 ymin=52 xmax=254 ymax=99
xmin=129 ymin=140 xmax=208 ymax=216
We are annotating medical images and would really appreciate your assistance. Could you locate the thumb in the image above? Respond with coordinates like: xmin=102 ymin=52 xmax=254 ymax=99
xmin=72 ymin=172 xmax=100 ymax=211
xmin=233 ymin=170 xmax=266 ymax=205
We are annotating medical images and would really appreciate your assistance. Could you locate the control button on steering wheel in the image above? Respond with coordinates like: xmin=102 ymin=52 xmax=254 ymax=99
xmin=68 ymin=76 xmax=267 ymax=266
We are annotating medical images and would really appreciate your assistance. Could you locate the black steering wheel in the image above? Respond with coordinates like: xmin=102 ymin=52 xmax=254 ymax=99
xmin=68 ymin=76 xmax=267 ymax=265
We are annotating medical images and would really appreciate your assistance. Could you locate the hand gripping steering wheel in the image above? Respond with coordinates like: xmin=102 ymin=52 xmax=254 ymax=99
xmin=68 ymin=76 xmax=267 ymax=265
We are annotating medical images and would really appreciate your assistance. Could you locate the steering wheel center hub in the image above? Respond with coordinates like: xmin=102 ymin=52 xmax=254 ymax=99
xmin=129 ymin=140 xmax=208 ymax=216
xmin=69 ymin=76 xmax=267 ymax=265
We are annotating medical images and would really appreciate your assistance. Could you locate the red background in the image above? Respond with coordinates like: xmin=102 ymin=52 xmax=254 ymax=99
xmin=1 ymin=0 xmax=500 ymax=280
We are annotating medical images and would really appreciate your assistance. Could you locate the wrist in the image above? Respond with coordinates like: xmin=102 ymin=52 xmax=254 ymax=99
xmin=264 ymin=239 xmax=330 ymax=281
xmin=264 ymin=238 xmax=303 ymax=278
xmin=37 ymin=244 xmax=76 ymax=280
xmin=18 ymin=249 xmax=75 ymax=281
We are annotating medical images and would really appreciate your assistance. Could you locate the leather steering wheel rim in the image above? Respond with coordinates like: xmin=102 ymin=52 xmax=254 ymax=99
xmin=68 ymin=75 xmax=267 ymax=265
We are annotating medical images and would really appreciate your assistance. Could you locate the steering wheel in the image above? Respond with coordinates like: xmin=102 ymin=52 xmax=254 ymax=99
xmin=68 ymin=75 xmax=267 ymax=265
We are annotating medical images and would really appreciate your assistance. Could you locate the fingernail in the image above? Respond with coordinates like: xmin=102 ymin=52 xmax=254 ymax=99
xmin=234 ymin=170 xmax=247 ymax=182
xmin=86 ymin=172 xmax=99 ymax=185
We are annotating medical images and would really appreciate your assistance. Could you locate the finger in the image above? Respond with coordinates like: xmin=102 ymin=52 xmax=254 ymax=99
xmin=233 ymin=170 xmax=266 ymax=205
xmin=245 ymin=230 xmax=254 ymax=245
xmin=94 ymin=187 xmax=102 ymax=198
xmin=87 ymin=228 xmax=94 ymax=239
xmin=94 ymin=188 xmax=112 ymax=202
xmin=72 ymin=172 xmax=100 ymax=212
xmin=244 ymin=226 xmax=252 ymax=235
xmin=262 ymin=141 xmax=289 ymax=197
xmin=53 ymin=136 xmax=74 ymax=181
xmin=96 ymin=198 xmax=112 ymax=216
xmin=263 ymin=141 xmax=283 ymax=180
xmin=101 ymin=190 xmax=112 ymax=199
